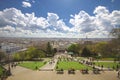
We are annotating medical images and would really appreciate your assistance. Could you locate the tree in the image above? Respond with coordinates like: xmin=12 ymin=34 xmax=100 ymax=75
xmin=0 ymin=50 xmax=6 ymax=62
xmin=13 ymin=53 xmax=21 ymax=61
xmin=110 ymin=28 xmax=120 ymax=60
xmin=32 ymin=49 xmax=45 ymax=58
xmin=67 ymin=43 xmax=81 ymax=56
xmin=38 ymin=50 xmax=45 ymax=58
xmin=110 ymin=28 xmax=120 ymax=51
xmin=93 ymin=42 xmax=111 ymax=57
xmin=53 ymin=48 xmax=57 ymax=54
xmin=46 ymin=42 xmax=53 ymax=56
xmin=13 ymin=46 xmax=46 ymax=61
xmin=111 ymin=28 xmax=120 ymax=39
xmin=81 ymin=47 xmax=91 ymax=57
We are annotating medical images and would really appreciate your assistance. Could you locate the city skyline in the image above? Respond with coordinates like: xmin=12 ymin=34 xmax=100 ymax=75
xmin=0 ymin=0 xmax=120 ymax=38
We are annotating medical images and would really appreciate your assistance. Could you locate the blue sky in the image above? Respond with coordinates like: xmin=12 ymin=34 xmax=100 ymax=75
xmin=0 ymin=0 xmax=120 ymax=38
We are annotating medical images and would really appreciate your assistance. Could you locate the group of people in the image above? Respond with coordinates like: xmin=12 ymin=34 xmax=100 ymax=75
xmin=11 ymin=62 xmax=17 ymax=68
xmin=49 ymin=59 xmax=55 ymax=65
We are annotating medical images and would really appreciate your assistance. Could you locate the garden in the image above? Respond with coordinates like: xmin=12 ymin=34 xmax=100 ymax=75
xmin=56 ymin=61 xmax=92 ymax=70
xmin=94 ymin=62 xmax=120 ymax=70
xmin=18 ymin=61 xmax=46 ymax=70
xmin=0 ymin=65 xmax=4 ymax=76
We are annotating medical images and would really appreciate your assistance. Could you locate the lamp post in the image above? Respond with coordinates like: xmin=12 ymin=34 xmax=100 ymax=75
xmin=6 ymin=47 xmax=11 ymax=76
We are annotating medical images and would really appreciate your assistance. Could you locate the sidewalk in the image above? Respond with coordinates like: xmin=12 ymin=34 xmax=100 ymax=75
xmin=39 ymin=59 xmax=58 ymax=71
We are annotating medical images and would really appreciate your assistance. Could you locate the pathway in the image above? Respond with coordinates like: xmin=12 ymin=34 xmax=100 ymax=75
xmin=82 ymin=58 xmax=114 ymax=71
xmin=39 ymin=58 xmax=58 ymax=71
xmin=39 ymin=54 xmax=62 ymax=71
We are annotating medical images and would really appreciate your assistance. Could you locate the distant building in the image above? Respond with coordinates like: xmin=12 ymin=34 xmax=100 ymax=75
xmin=84 ymin=40 xmax=93 ymax=45
xmin=52 ymin=41 xmax=70 ymax=53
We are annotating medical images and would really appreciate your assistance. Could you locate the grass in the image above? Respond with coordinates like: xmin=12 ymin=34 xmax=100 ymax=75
xmin=0 ymin=65 xmax=4 ymax=76
xmin=95 ymin=62 xmax=120 ymax=69
xmin=18 ymin=61 xmax=46 ymax=70
xmin=56 ymin=61 xmax=92 ymax=70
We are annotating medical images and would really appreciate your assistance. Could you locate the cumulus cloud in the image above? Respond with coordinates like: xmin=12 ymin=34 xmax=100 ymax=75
xmin=47 ymin=13 xmax=70 ymax=32
xmin=69 ymin=6 xmax=120 ymax=38
xmin=0 ymin=8 xmax=70 ymax=37
xmin=70 ymin=11 xmax=95 ymax=33
xmin=47 ymin=13 xmax=59 ymax=27
xmin=0 ymin=25 xmax=15 ymax=32
xmin=22 ymin=1 xmax=31 ymax=8
xmin=0 ymin=6 xmax=120 ymax=38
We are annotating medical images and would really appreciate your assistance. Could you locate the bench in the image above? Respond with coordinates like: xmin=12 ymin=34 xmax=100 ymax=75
xmin=81 ymin=69 xmax=88 ymax=74
xmin=93 ymin=69 xmax=100 ymax=74
xmin=68 ymin=69 xmax=75 ymax=74
xmin=56 ymin=69 xmax=64 ymax=74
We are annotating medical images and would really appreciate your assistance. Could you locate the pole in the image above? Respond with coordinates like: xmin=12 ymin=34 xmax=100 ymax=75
xmin=6 ymin=48 xmax=11 ymax=76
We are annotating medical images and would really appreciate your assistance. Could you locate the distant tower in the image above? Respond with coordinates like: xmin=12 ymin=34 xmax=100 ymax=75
xmin=86 ymin=35 xmax=88 ymax=41
xmin=0 ymin=45 xmax=1 ymax=49
xmin=84 ymin=35 xmax=92 ymax=45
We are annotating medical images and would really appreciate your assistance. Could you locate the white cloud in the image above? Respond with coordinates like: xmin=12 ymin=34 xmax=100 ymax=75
xmin=47 ymin=13 xmax=59 ymax=26
xmin=0 ymin=8 xmax=70 ymax=37
xmin=111 ymin=0 xmax=115 ymax=2
xmin=0 ymin=6 xmax=120 ymax=38
xmin=94 ymin=6 xmax=109 ymax=15
xmin=47 ymin=12 xmax=70 ymax=32
xmin=70 ymin=10 xmax=95 ymax=33
xmin=0 ymin=25 xmax=15 ymax=32
xmin=69 ymin=6 xmax=120 ymax=38
xmin=32 ymin=0 xmax=35 ymax=3
xmin=22 ymin=1 xmax=31 ymax=8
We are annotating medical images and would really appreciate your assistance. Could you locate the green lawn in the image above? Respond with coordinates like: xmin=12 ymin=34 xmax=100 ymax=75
xmin=56 ymin=61 xmax=92 ymax=70
xmin=0 ymin=65 xmax=4 ymax=76
xmin=18 ymin=61 xmax=46 ymax=70
xmin=95 ymin=62 xmax=120 ymax=69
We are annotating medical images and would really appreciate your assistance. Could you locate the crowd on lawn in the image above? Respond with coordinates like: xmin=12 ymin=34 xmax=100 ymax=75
xmin=56 ymin=55 xmax=120 ymax=76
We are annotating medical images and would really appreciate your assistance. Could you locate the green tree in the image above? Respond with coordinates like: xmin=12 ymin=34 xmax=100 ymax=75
xmin=0 ymin=50 xmax=6 ymax=62
xmin=46 ymin=42 xmax=53 ymax=56
xmin=13 ymin=53 xmax=21 ymax=61
xmin=88 ymin=41 xmax=115 ymax=57
xmin=110 ymin=28 xmax=120 ymax=61
xmin=81 ymin=47 xmax=91 ymax=57
xmin=13 ymin=46 xmax=46 ymax=61
xmin=38 ymin=50 xmax=45 ymax=58
xmin=67 ymin=43 xmax=81 ymax=56
xmin=32 ymin=49 xmax=45 ymax=58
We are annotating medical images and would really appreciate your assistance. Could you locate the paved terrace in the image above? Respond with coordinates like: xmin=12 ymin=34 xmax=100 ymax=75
xmin=7 ymin=66 xmax=120 ymax=80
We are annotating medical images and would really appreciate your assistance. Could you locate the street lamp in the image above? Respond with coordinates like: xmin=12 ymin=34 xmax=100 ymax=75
xmin=6 ymin=48 xmax=11 ymax=76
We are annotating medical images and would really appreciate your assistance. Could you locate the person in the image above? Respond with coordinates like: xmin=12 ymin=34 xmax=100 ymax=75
xmin=116 ymin=64 xmax=119 ymax=71
xmin=93 ymin=66 xmax=95 ymax=69
xmin=101 ymin=65 xmax=103 ymax=70
xmin=11 ymin=64 xmax=13 ymax=68
xmin=118 ymin=70 xmax=120 ymax=78
xmin=35 ymin=66 xmax=38 ymax=70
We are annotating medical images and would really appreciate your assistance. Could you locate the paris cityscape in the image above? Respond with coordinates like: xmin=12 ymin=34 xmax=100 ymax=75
xmin=0 ymin=0 xmax=120 ymax=80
